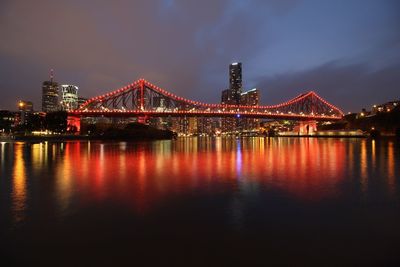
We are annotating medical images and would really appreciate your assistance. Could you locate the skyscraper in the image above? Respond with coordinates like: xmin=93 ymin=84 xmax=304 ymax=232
xmin=229 ymin=62 xmax=242 ymax=105
xmin=60 ymin=84 xmax=79 ymax=110
xmin=241 ymin=88 xmax=260 ymax=131
xmin=221 ymin=62 xmax=243 ymax=133
xmin=42 ymin=69 xmax=59 ymax=112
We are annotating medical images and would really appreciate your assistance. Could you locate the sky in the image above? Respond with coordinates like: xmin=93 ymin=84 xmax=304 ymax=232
xmin=0 ymin=0 xmax=399 ymax=112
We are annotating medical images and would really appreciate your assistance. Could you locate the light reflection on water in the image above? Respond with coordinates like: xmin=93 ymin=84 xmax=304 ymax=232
xmin=1 ymin=137 xmax=400 ymax=265
xmin=0 ymin=137 xmax=398 ymax=223
xmin=388 ymin=141 xmax=396 ymax=195
xmin=11 ymin=143 xmax=27 ymax=223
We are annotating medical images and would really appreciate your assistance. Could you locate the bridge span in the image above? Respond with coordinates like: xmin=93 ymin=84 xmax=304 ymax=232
xmin=67 ymin=79 xmax=344 ymax=131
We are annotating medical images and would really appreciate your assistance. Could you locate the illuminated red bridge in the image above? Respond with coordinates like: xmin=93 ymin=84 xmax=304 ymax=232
xmin=68 ymin=79 xmax=344 ymax=125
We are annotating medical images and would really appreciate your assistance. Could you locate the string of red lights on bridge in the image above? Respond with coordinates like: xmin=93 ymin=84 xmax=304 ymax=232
xmin=68 ymin=79 xmax=344 ymax=121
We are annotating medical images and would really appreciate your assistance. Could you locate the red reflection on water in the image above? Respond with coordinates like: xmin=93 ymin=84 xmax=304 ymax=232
xmin=48 ymin=138 xmax=352 ymax=213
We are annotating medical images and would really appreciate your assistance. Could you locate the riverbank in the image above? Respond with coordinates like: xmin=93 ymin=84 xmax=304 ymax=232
xmin=4 ymin=134 xmax=175 ymax=142
xmin=0 ymin=122 xmax=177 ymax=142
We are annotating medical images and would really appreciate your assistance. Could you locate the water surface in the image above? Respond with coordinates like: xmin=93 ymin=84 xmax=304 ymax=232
xmin=1 ymin=138 xmax=399 ymax=266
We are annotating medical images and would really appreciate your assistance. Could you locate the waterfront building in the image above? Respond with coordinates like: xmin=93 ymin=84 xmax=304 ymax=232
xmin=42 ymin=70 xmax=59 ymax=112
xmin=17 ymin=100 xmax=34 ymax=126
xmin=60 ymin=84 xmax=79 ymax=110
xmin=0 ymin=110 xmax=16 ymax=133
xmin=240 ymin=88 xmax=260 ymax=131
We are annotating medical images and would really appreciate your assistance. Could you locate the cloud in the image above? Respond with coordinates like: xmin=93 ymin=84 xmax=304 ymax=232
xmin=255 ymin=61 xmax=400 ymax=112
xmin=0 ymin=0 xmax=399 ymax=111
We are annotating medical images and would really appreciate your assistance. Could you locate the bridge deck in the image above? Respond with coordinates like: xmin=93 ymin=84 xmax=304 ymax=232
xmin=68 ymin=110 xmax=342 ymax=121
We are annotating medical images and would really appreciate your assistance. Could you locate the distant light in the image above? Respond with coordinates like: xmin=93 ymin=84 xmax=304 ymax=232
xmin=231 ymin=62 xmax=238 ymax=65
xmin=236 ymin=114 xmax=241 ymax=118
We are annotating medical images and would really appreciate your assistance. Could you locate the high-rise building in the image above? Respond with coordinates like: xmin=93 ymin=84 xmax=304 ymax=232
xmin=241 ymin=88 xmax=260 ymax=106
xmin=42 ymin=70 xmax=59 ymax=112
xmin=229 ymin=62 xmax=242 ymax=105
xmin=241 ymin=88 xmax=260 ymax=131
xmin=221 ymin=62 xmax=243 ymax=133
xmin=60 ymin=84 xmax=79 ymax=110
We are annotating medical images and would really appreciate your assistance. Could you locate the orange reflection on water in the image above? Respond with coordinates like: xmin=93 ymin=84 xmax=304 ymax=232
xmin=360 ymin=140 xmax=368 ymax=193
xmin=12 ymin=143 xmax=27 ymax=223
xmin=371 ymin=140 xmax=376 ymax=169
xmin=32 ymin=138 xmax=397 ymax=214
xmin=387 ymin=141 xmax=395 ymax=195
xmin=55 ymin=142 xmax=74 ymax=214
xmin=0 ymin=142 xmax=6 ymax=172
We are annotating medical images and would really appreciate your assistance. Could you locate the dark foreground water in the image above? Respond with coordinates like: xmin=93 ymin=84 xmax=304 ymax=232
xmin=0 ymin=138 xmax=399 ymax=266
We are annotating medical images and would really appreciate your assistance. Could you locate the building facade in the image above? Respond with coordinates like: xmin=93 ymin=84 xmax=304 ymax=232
xmin=221 ymin=62 xmax=244 ymax=134
xmin=60 ymin=84 xmax=79 ymax=110
xmin=240 ymin=88 xmax=260 ymax=131
xmin=229 ymin=62 xmax=242 ymax=105
xmin=42 ymin=71 xmax=59 ymax=112
xmin=18 ymin=100 xmax=34 ymax=126
xmin=0 ymin=110 xmax=16 ymax=133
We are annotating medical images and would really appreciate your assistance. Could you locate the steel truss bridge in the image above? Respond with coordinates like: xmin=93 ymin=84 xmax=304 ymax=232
xmin=68 ymin=79 xmax=344 ymax=124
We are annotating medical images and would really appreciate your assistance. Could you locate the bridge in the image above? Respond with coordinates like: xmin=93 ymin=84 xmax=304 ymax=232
xmin=67 ymin=79 xmax=344 ymax=131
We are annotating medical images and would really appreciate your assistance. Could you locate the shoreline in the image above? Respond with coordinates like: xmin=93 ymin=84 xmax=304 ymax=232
xmin=0 ymin=135 xmax=175 ymax=143
xmin=1 ymin=134 xmax=398 ymax=143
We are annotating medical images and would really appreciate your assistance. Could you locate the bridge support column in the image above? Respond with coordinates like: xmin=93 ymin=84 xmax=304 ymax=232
xmin=138 ymin=115 xmax=149 ymax=125
xmin=298 ymin=120 xmax=317 ymax=135
xmin=67 ymin=116 xmax=81 ymax=133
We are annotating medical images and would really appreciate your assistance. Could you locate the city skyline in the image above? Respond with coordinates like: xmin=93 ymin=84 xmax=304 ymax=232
xmin=1 ymin=0 xmax=399 ymax=112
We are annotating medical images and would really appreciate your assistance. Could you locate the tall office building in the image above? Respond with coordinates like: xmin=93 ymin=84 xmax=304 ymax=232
xmin=241 ymin=88 xmax=260 ymax=131
xmin=229 ymin=62 xmax=242 ymax=105
xmin=42 ymin=69 xmax=59 ymax=112
xmin=221 ymin=62 xmax=243 ymax=133
xmin=60 ymin=84 xmax=79 ymax=110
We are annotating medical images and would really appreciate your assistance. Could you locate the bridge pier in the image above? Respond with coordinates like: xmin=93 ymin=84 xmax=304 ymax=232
xmin=67 ymin=116 xmax=81 ymax=133
xmin=297 ymin=120 xmax=317 ymax=135
xmin=138 ymin=115 xmax=150 ymax=124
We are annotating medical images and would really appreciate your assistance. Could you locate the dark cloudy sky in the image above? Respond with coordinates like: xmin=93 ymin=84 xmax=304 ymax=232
xmin=1 ymin=0 xmax=399 ymax=112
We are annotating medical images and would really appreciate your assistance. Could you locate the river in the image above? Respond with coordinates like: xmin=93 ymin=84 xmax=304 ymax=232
xmin=0 ymin=138 xmax=399 ymax=266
